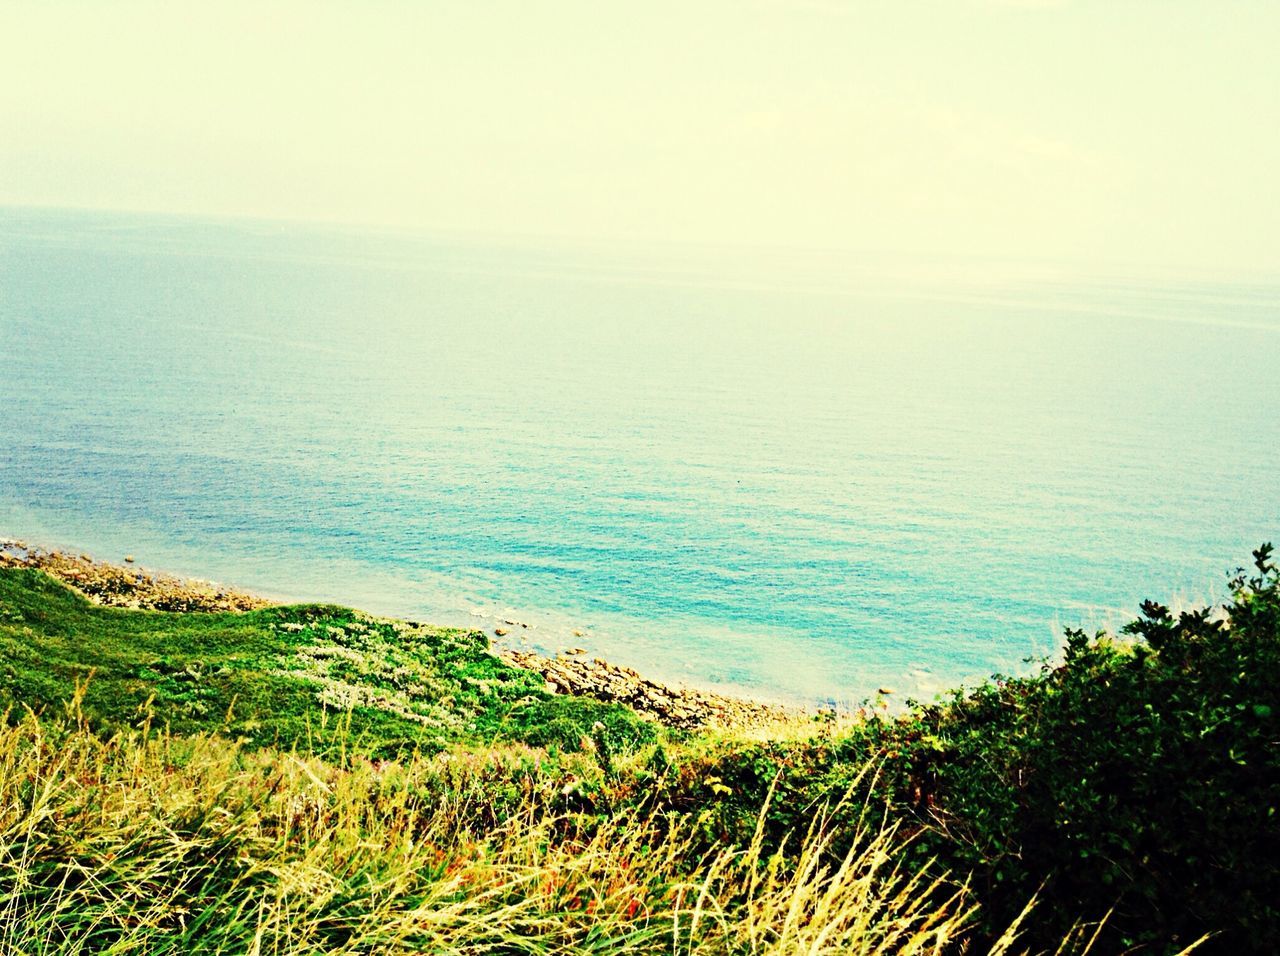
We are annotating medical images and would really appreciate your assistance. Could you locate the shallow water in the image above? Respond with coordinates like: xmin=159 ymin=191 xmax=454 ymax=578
xmin=2 ymin=208 xmax=1278 ymax=705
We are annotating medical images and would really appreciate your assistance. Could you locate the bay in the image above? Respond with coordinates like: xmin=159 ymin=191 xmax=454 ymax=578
xmin=2 ymin=207 xmax=1277 ymax=705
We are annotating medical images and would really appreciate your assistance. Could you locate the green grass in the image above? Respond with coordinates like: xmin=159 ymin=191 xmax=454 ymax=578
xmin=0 ymin=567 xmax=655 ymax=760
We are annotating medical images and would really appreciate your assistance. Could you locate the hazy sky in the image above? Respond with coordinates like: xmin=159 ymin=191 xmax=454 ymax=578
xmin=3 ymin=1 xmax=1278 ymax=273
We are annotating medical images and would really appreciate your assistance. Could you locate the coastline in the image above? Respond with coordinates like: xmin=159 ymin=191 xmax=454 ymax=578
xmin=0 ymin=537 xmax=800 ymax=730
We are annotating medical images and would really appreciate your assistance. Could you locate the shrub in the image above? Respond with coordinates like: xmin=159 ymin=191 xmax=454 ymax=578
xmin=891 ymin=545 xmax=1280 ymax=953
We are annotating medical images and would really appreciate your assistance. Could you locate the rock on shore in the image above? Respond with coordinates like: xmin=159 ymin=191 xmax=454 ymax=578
xmin=0 ymin=540 xmax=269 ymax=613
xmin=499 ymin=648 xmax=794 ymax=731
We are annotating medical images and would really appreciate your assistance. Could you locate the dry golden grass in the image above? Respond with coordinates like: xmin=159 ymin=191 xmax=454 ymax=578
xmin=0 ymin=694 xmax=1207 ymax=955
xmin=0 ymin=701 xmax=937 ymax=954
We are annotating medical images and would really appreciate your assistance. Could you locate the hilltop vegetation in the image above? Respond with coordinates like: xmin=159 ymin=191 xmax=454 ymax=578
xmin=0 ymin=547 xmax=1277 ymax=954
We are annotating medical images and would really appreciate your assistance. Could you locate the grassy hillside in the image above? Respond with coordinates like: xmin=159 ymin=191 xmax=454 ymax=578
xmin=2 ymin=548 xmax=1277 ymax=954
xmin=0 ymin=567 xmax=655 ymax=759
xmin=0 ymin=564 xmax=989 ymax=954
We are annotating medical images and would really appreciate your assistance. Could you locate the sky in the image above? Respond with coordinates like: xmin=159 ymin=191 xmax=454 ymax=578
xmin=2 ymin=1 xmax=1278 ymax=274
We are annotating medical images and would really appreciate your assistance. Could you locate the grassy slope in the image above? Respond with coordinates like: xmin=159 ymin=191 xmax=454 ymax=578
xmin=0 ymin=567 xmax=656 ymax=759
xmin=0 ymin=567 xmax=989 ymax=954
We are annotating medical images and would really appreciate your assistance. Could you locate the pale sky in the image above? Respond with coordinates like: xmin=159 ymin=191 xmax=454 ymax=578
xmin=3 ymin=1 xmax=1278 ymax=274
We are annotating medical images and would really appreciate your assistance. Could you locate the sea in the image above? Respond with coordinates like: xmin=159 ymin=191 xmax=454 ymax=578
xmin=2 ymin=207 xmax=1278 ymax=706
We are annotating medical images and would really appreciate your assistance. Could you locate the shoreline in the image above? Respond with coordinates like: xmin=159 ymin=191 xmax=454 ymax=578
xmin=0 ymin=537 xmax=802 ymax=730
xmin=0 ymin=519 xmax=831 ymax=707
xmin=0 ymin=539 xmax=269 ymax=613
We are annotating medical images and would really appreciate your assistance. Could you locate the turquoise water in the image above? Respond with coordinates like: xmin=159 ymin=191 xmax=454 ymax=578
xmin=2 ymin=208 xmax=1278 ymax=705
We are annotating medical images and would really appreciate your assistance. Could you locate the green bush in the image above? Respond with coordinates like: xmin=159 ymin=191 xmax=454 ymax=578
xmin=888 ymin=545 xmax=1280 ymax=953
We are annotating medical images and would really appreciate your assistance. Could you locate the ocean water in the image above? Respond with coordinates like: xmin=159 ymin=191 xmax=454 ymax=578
xmin=2 ymin=207 xmax=1278 ymax=705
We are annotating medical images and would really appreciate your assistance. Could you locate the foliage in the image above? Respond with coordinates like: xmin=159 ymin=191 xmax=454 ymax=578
xmin=868 ymin=544 xmax=1280 ymax=953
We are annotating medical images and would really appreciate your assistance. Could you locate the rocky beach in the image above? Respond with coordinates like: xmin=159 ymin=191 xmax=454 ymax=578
xmin=498 ymin=648 xmax=794 ymax=730
xmin=0 ymin=539 xmax=269 ymax=613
